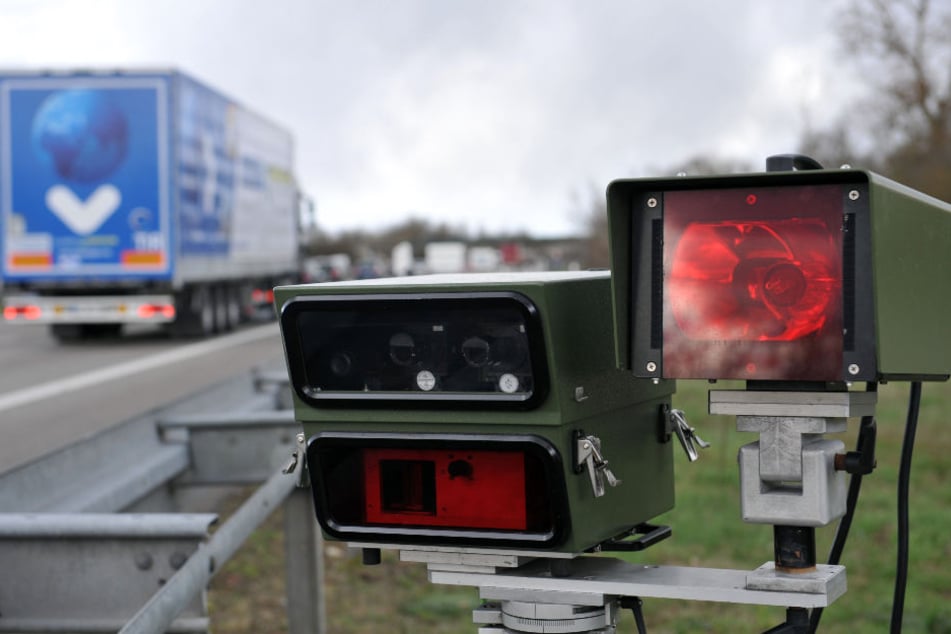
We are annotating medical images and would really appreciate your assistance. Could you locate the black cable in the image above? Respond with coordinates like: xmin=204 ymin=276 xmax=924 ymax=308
xmin=620 ymin=597 xmax=648 ymax=633
xmin=808 ymin=382 xmax=877 ymax=633
xmin=891 ymin=381 xmax=922 ymax=633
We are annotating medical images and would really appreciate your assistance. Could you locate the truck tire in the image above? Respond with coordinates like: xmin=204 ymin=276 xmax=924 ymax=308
xmin=213 ymin=284 xmax=229 ymax=333
xmin=198 ymin=286 xmax=215 ymax=335
xmin=212 ymin=284 xmax=239 ymax=333
xmin=170 ymin=285 xmax=215 ymax=338
xmin=226 ymin=284 xmax=242 ymax=329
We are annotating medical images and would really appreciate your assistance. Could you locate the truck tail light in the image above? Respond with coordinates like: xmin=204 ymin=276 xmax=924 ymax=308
xmin=137 ymin=303 xmax=176 ymax=319
xmin=3 ymin=305 xmax=42 ymax=320
xmin=252 ymin=288 xmax=274 ymax=304
xmin=307 ymin=433 xmax=569 ymax=548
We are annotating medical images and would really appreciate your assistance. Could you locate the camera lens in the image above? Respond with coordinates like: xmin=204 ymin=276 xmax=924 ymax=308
xmin=389 ymin=332 xmax=416 ymax=366
xmin=461 ymin=336 xmax=490 ymax=367
xmin=330 ymin=352 xmax=353 ymax=377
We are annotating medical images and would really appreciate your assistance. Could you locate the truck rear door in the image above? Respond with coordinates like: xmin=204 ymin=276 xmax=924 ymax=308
xmin=1 ymin=73 xmax=173 ymax=285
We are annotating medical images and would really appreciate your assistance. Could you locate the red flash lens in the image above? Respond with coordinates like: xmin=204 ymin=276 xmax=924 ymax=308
xmin=363 ymin=448 xmax=527 ymax=530
xmin=669 ymin=218 xmax=839 ymax=341
xmin=662 ymin=185 xmax=844 ymax=380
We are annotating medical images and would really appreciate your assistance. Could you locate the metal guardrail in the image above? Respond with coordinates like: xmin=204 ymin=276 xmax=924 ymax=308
xmin=0 ymin=513 xmax=216 ymax=632
xmin=0 ymin=368 xmax=325 ymax=634
xmin=119 ymin=465 xmax=299 ymax=634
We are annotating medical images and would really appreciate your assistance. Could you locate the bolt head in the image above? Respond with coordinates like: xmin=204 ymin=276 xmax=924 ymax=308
xmin=134 ymin=552 xmax=154 ymax=571
xmin=169 ymin=551 xmax=189 ymax=570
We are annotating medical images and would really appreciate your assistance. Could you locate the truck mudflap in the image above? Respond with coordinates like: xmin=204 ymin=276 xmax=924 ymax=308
xmin=3 ymin=294 xmax=176 ymax=324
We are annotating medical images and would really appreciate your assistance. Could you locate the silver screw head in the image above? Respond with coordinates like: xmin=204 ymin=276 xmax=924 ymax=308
xmin=849 ymin=190 xmax=860 ymax=201
xmin=647 ymin=197 xmax=658 ymax=208
xmin=848 ymin=363 xmax=860 ymax=375
xmin=646 ymin=361 xmax=657 ymax=372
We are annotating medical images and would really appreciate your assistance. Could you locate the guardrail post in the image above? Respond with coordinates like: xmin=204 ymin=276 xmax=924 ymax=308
xmin=284 ymin=488 xmax=326 ymax=634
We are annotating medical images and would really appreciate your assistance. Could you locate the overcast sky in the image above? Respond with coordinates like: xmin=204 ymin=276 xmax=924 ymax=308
xmin=0 ymin=0 xmax=861 ymax=237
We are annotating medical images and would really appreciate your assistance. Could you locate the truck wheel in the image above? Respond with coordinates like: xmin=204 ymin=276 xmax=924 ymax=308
xmin=226 ymin=285 xmax=242 ymax=329
xmin=169 ymin=285 xmax=215 ymax=337
xmin=198 ymin=285 xmax=216 ymax=335
xmin=212 ymin=285 xmax=229 ymax=333
xmin=212 ymin=284 xmax=239 ymax=332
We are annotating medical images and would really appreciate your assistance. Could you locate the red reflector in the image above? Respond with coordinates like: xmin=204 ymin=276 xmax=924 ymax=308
xmin=362 ymin=448 xmax=527 ymax=530
xmin=662 ymin=185 xmax=844 ymax=380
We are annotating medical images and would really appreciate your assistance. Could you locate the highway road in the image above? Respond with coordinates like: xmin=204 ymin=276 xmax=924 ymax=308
xmin=0 ymin=321 xmax=288 ymax=473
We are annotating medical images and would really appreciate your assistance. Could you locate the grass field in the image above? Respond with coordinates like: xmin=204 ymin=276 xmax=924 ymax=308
xmin=209 ymin=378 xmax=951 ymax=633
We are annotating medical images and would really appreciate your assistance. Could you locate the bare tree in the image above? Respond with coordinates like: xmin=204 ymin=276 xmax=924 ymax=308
xmin=841 ymin=0 xmax=951 ymax=156
xmin=807 ymin=0 xmax=951 ymax=198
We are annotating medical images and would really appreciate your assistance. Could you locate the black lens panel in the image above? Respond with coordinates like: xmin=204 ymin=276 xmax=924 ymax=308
xmin=280 ymin=292 xmax=549 ymax=408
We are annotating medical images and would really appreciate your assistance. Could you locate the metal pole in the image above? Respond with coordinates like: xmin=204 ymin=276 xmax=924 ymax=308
xmin=284 ymin=488 xmax=326 ymax=634
xmin=119 ymin=466 xmax=298 ymax=634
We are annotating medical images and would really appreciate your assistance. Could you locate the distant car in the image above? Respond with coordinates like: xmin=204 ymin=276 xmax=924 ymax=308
xmin=355 ymin=262 xmax=382 ymax=279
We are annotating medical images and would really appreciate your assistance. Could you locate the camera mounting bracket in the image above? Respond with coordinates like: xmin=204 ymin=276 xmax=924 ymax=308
xmin=418 ymin=553 xmax=845 ymax=633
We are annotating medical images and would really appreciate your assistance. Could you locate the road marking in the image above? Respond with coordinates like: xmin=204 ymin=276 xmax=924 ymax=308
xmin=0 ymin=325 xmax=281 ymax=414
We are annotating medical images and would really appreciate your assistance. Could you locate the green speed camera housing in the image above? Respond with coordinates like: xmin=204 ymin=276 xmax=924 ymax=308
xmin=275 ymin=271 xmax=675 ymax=554
xmin=607 ymin=169 xmax=951 ymax=383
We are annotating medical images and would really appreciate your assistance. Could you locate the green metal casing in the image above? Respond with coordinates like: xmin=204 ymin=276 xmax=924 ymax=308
xmin=607 ymin=169 xmax=951 ymax=381
xmin=275 ymin=271 xmax=675 ymax=554
xmin=865 ymin=172 xmax=951 ymax=379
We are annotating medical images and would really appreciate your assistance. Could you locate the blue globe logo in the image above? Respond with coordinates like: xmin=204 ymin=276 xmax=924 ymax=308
xmin=32 ymin=90 xmax=129 ymax=183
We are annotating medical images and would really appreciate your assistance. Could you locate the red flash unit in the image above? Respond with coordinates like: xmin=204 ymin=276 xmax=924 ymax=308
xmin=662 ymin=185 xmax=844 ymax=380
xmin=607 ymin=173 xmax=887 ymax=383
xmin=307 ymin=433 xmax=570 ymax=549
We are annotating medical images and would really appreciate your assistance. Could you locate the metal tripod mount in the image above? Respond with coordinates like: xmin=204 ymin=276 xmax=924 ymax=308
xmin=346 ymin=387 xmax=875 ymax=634
xmin=710 ymin=388 xmax=878 ymax=632
xmin=348 ymin=539 xmax=851 ymax=633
